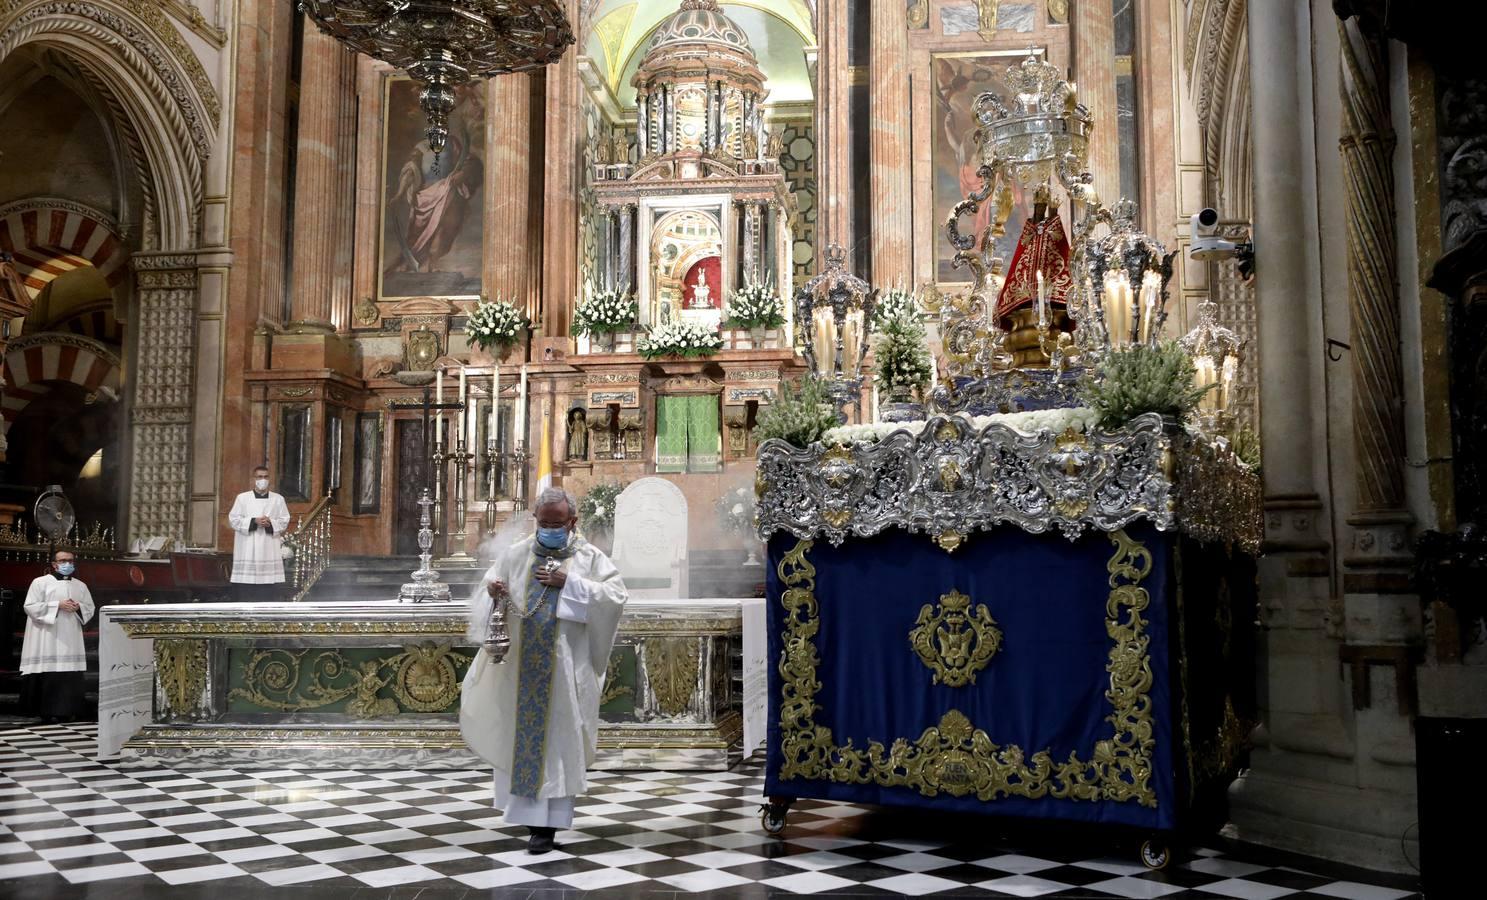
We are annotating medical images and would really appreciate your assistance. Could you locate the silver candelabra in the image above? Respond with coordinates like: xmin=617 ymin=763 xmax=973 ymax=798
xmin=399 ymin=488 xmax=450 ymax=603
xmin=440 ymin=437 xmax=477 ymax=566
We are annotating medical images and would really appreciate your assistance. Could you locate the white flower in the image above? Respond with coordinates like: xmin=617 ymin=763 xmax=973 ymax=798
xmin=731 ymin=503 xmax=744 ymax=515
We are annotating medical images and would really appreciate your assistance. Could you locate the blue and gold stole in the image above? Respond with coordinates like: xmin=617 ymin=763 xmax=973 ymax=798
xmin=510 ymin=537 xmax=580 ymax=798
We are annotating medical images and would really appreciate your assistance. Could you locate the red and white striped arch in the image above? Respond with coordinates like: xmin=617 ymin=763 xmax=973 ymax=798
xmin=0 ymin=200 xmax=129 ymax=300
xmin=1 ymin=334 xmax=122 ymax=434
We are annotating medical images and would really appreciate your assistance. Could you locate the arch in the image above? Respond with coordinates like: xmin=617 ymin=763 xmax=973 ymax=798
xmin=0 ymin=198 xmax=130 ymax=299
xmin=0 ymin=332 xmax=123 ymax=434
xmin=0 ymin=0 xmax=218 ymax=249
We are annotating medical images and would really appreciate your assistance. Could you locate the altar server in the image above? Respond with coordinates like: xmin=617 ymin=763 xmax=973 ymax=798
xmin=21 ymin=550 xmax=96 ymax=723
xmin=462 ymin=488 xmax=628 ymax=855
xmin=227 ymin=465 xmax=292 ymax=598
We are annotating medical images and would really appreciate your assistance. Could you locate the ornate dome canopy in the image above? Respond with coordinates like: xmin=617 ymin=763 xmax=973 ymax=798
xmin=644 ymin=0 xmax=754 ymax=59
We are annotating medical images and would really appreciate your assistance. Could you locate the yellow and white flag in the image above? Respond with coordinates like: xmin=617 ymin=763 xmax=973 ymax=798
xmin=534 ymin=400 xmax=553 ymax=499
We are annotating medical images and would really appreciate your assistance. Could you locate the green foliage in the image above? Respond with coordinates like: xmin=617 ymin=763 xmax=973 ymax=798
xmin=579 ymin=482 xmax=626 ymax=533
xmin=1079 ymin=340 xmax=1212 ymax=428
xmin=873 ymin=315 xmax=934 ymax=394
xmin=752 ymin=376 xmax=840 ymax=448
xmin=1230 ymin=424 xmax=1262 ymax=470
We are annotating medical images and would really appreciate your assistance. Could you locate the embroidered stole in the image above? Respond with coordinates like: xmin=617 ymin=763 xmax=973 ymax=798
xmin=509 ymin=546 xmax=574 ymax=798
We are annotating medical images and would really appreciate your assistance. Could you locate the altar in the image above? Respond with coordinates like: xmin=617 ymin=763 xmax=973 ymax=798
xmin=99 ymin=598 xmax=750 ymax=771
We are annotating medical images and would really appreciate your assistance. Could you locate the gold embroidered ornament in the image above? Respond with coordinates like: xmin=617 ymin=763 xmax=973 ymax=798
xmin=910 ymin=589 xmax=1003 ymax=687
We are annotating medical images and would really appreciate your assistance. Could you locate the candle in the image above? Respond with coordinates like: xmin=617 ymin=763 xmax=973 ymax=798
xmin=436 ymin=367 xmax=444 ymax=405
xmin=1036 ymin=270 xmax=1048 ymax=330
xmin=467 ymin=386 xmax=477 ymax=446
xmin=1220 ymin=354 xmax=1237 ymax=411
xmin=1194 ymin=357 xmax=1217 ymax=410
xmin=1103 ymin=274 xmax=1129 ymax=349
xmin=841 ymin=309 xmax=863 ymax=374
xmin=459 ymin=365 xmax=467 ymax=403
xmin=813 ymin=307 xmax=837 ymax=377
xmin=517 ymin=364 xmax=528 ymax=448
xmin=1139 ymin=273 xmax=1159 ymax=344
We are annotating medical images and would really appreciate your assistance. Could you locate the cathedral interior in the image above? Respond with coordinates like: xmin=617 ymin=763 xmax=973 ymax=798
xmin=0 ymin=0 xmax=1483 ymax=898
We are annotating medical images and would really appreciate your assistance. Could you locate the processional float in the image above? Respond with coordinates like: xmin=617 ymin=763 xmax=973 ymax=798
xmin=756 ymin=50 xmax=1260 ymax=869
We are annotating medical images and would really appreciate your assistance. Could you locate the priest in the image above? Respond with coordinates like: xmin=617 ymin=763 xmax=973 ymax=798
xmin=227 ymin=465 xmax=292 ymax=599
xmin=21 ymin=550 xmax=96 ymax=723
xmin=462 ymin=488 xmax=628 ymax=854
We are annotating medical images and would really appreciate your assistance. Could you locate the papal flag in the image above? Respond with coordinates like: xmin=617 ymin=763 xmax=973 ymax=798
xmin=534 ymin=399 xmax=553 ymax=499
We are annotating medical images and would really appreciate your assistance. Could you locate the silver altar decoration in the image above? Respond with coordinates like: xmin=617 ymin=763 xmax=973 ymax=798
xmin=755 ymin=413 xmax=1261 ymax=553
xmin=400 ymin=488 xmax=451 ymax=602
xmin=441 ymin=436 xmax=478 ymax=566
xmin=300 ymin=0 xmax=573 ymax=165
xmin=795 ymin=245 xmax=876 ymax=422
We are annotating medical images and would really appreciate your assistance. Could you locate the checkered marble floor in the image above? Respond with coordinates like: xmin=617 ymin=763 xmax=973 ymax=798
xmin=0 ymin=724 xmax=1420 ymax=898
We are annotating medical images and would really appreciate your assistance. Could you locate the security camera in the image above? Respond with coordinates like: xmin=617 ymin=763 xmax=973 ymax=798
xmin=1189 ymin=208 xmax=1239 ymax=262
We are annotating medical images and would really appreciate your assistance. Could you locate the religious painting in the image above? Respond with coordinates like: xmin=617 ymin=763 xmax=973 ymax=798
xmin=930 ymin=50 xmax=1033 ymax=283
xmin=682 ymin=256 xmax=722 ymax=310
xmin=278 ymin=404 xmax=312 ymax=502
xmin=352 ymin=412 xmax=382 ymax=515
xmin=379 ymin=76 xmax=486 ymax=299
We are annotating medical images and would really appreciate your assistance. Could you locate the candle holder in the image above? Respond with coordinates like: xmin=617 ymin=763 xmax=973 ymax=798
xmin=483 ymin=437 xmax=501 ymax=534
xmin=430 ymin=431 xmax=448 ymax=558
xmin=439 ymin=438 xmax=478 ymax=566
xmin=399 ymin=488 xmax=450 ymax=603
xmin=1180 ymin=299 xmax=1244 ymax=433
xmin=1088 ymin=199 xmax=1176 ymax=357
xmin=795 ymin=245 xmax=876 ymax=423
xmin=509 ymin=443 xmax=530 ymax=511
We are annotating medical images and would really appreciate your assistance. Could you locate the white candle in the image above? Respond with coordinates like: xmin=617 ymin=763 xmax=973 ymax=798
xmin=1036 ymin=270 xmax=1048 ymax=330
xmin=1220 ymin=354 xmax=1237 ymax=411
xmin=517 ymin=364 xmax=528 ymax=448
xmin=436 ymin=367 xmax=444 ymax=405
xmin=467 ymin=388 xmax=477 ymax=446
xmin=459 ymin=365 xmax=467 ymax=403
xmin=1194 ymin=357 xmax=1217 ymax=410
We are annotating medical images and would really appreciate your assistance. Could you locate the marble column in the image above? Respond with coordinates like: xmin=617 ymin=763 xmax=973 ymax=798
xmin=542 ymin=0 xmax=581 ymax=337
xmin=742 ymin=202 xmax=762 ymax=283
xmin=869 ymin=0 xmax=912 ymax=283
xmin=816 ymin=0 xmax=852 ymax=259
xmin=618 ymin=204 xmax=635 ymax=296
xmin=288 ymin=23 xmax=356 ymax=331
xmin=1072 ymin=0 xmax=1121 ymax=207
xmin=486 ymin=73 xmax=535 ymax=315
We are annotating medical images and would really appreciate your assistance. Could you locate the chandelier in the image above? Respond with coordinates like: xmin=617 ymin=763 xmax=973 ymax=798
xmin=300 ymin=0 xmax=574 ymax=163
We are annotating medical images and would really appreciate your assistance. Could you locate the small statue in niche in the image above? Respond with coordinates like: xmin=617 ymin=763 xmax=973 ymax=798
xmin=742 ymin=129 xmax=759 ymax=161
xmin=612 ymin=133 xmax=630 ymax=166
xmin=566 ymin=408 xmax=588 ymax=460
xmin=767 ymin=127 xmax=785 ymax=161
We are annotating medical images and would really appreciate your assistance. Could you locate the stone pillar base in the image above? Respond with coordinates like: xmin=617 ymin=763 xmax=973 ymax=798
xmin=269 ymin=331 xmax=358 ymax=375
xmin=1227 ymin=762 xmax=1417 ymax=873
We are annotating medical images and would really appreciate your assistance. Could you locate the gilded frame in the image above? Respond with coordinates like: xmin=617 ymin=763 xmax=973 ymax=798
xmin=773 ymin=530 xmax=1157 ymax=807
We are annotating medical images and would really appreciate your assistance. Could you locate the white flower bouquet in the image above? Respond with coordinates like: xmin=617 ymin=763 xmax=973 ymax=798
xmin=637 ymin=319 xmax=725 ymax=359
xmin=822 ymin=407 xmax=1102 ymax=446
xmin=724 ymin=279 xmax=785 ymax=330
xmin=466 ymin=295 xmax=529 ymax=350
xmin=873 ymin=287 xmax=920 ymax=327
xmin=573 ymin=286 xmax=640 ymax=337
xmin=579 ymin=482 xmax=625 ymax=534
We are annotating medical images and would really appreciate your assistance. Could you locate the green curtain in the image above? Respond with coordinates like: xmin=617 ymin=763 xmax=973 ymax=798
xmin=686 ymin=394 xmax=721 ymax=472
xmin=655 ymin=395 xmax=689 ymax=473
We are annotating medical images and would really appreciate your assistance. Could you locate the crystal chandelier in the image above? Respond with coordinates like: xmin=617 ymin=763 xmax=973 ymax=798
xmin=300 ymin=0 xmax=574 ymax=164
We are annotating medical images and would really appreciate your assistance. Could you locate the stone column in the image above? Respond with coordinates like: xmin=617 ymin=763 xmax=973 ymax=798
xmin=742 ymin=201 xmax=762 ymax=283
xmin=129 ymin=253 xmax=199 ymax=542
xmin=869 ymin=0 xmax=912 ymax=283
xmin=1336 ymin=7 xmax=1418 ymax=683
xmin=816 ymin=0 xmax=852 ymax=258
xmin=288 ymin=23 xmax=356 ymax=331
xmin=1072 ymin=0 xmax=1121 ymax=206
xmin=541 ymin=0 xmax=581 ymax=337
xmin=486 ymin=73 xmax=535 ymax=312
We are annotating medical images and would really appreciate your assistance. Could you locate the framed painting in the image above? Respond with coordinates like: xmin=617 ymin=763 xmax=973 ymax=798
xmin=929 ymin=49 xmax=1036 ymax=284
xmin=378 ymin=76 xmax=486 ymax=299
xmin=353 ymin=411 xmax=383 ymax=515
xmin=278 ymin=404 xmax=312 ymax=502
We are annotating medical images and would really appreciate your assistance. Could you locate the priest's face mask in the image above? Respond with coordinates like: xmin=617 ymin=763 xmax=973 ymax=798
xmin=534 ymin=502 xmax=577 ymax=550
xmin=53 ymin=553 xmax=76 ymax=577
xmin=252 ymin=468 xmax=270 ymax=492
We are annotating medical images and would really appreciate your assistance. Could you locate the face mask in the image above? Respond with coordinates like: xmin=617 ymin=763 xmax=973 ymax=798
xmin=56 ymin=562 xmax=75 ymax=577
xmin=254 ymin=478 xmax=269 ymax=491
xmin=536 ymin=527 xmax=569 ymax=550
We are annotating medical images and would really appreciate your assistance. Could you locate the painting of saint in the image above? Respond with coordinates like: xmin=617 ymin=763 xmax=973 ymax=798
xmin=380 ymin=78 xmax=486 ymax=298
xmin=931 ymin=52 xmax=1031 ymax=283
xmin=682 ymin=257 xmax=721 ymax=309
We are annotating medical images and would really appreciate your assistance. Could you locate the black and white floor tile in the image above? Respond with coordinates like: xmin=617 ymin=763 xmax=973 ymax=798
xmin=0 ymin=725 xmax=1421 ymax=898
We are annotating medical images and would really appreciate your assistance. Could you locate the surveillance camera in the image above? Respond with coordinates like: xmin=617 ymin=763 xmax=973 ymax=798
xmin=1189 ymin=207 xmax=1239 ymax=262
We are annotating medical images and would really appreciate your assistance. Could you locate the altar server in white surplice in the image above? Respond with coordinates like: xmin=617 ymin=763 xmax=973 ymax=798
xmin=21 ymin=550 xmax=96 ymax=723
xmin=228 ymin=465 xmax=291 ymax=598
xmin=462 ymin=487 xmax=627 ymax=855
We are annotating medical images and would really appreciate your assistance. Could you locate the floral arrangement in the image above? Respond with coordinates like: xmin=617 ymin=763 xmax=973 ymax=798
xmin=1079 ymin=340 xmax=1211 ymax=429
xmin=1230 ymin=424 xmax=1261 ymax=470
xmin=637 ymin=319 xmax=725 ymax=359
xmin=874 ymin=287 xmax=920 ymax=326
xmin=753 ymin=376 xmax=840 ymax=448
xmin=465 ymin=295 xmax=528 ymax=350
xmin=873 ymin=314 xmax=934 ymax=396
xmin=573 ymin=285 xmax=640 ymax=336
xmin=724 ymin=279 xmax=785 ymax=330
xmin=715 ymin=485 xmax=755 ymax=536
xmin=579 ymin=482 xmax=625 ymax=534
xmin=822 ymin=407 xmax=1101 ymax=447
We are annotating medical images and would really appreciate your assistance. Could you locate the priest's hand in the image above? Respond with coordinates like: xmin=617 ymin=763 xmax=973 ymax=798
xmin=486 ymin=579 xmax=509 ymax=599
xmin=534 ymin=567 xmax=566 ymax=589
xmin=255 ymin=516 xmax=272 ymax=528
xmin=59 ymin=599 xmax=80 ymax=613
